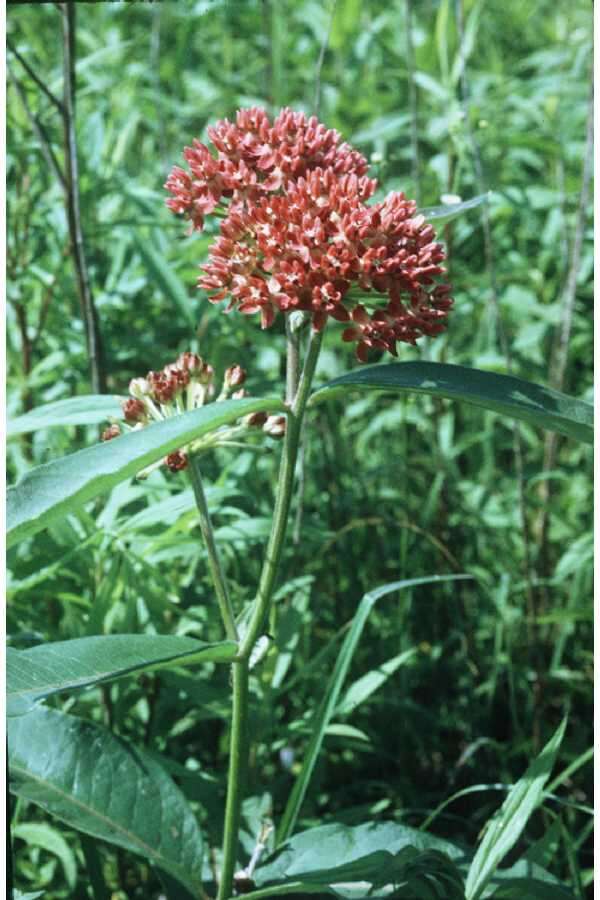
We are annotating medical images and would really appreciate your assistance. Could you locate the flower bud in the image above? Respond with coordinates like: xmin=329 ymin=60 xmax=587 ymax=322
xmin=101 ymin=424 xmax=121 ymax=442
xmin=129 ymin=377 xmax=150 ymax=399
xmin=165 ymin=450 xmax=188 ymax=471
xmin=164 ymin=364 xmax=191 ymax=390
xmin=232 ymin=388 xmax=248 ymax=399
xmin=122 ymin=397 xmax=147 ymax=424
xmin=243 ymin=410 xmax=268 ymax=428
xmin=177 ymin=351 xmax=204 ymax=374
xmin=263 ymin=414 xmax=286 ymax=438
xmin=198 ymin=362 xmax=215 ymax=385
xmin=224 ymin=364 xmax=246 ymax=389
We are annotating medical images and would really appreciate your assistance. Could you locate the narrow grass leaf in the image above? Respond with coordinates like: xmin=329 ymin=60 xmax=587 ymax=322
xmin=7 ymin=395 xmax=284 ymax=548
xmin=276 ymin=575 xmax=471 ymax=844
xmin=336 ymin=648 xmax=418 ymax=716
xmin=133 ymin=232 xmax=195 ymax=328
xmin=7 ymin=635 xmax=237 ymax=716
xmin=421 ymin=193 xmax=489 ymax=225
xmin=8 ymin=707 xmax=205 ymax=896
xmin=310 ymin=363 xmax=592 ymax=444
xmin=465 ymin=717 xmax=568 ymax=900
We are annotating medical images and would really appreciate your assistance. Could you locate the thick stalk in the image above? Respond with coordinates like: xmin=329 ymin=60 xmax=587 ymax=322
xmin=217 ymin=659 xmax=249 ymax=899
xmin=188 ymin=453 xmax=238 ymax=641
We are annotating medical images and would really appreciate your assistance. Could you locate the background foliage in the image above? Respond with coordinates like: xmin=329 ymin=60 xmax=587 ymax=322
xmin=7 ymin=0 xmax=593 ymax=897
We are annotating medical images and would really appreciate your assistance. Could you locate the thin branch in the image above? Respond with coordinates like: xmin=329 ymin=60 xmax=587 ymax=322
xmin=7 ymin=68 xmax=66 ymax=189
xmin=7 ymin=38 xmax=65 ymax=115
xmin=404 ymin=0 xmax=421 ymax=205
xmin=61 ymin=1 xmax=106 ymax=392
xmin=313 ymin=0 xmax=337 ymax=118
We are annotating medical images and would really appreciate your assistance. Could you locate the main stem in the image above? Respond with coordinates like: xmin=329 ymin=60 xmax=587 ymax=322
xmin=218 ymin=658 xmax=249 ymax=896
xmin=217 ymin=327 xmax=323 ymax=899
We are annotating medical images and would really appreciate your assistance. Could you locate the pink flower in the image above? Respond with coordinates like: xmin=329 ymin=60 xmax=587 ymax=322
xmin=166 ymin=108 xmax=454 ymax=360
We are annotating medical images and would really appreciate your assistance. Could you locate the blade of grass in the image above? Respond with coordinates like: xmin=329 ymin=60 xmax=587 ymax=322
xmin=465 ymin=717 xmax=567 ymax=900
xmin=276 ymin=574 xmax=472 ymax=844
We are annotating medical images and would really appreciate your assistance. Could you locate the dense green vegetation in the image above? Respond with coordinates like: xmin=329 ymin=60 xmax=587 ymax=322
xmin=7 ymin=1 xmax=592 ymax=898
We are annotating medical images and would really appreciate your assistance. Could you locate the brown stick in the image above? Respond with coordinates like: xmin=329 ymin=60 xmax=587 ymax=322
xmin=8 ymin=69 xmax=66 ymax=189
xmin=8 ymin=38 xmax=64 ymax=115
xmin=61 ymin=1 xmax=106 ymax=392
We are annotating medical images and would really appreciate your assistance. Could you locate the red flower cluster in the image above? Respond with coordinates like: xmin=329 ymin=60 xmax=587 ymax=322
xmin=166 ymin=108 xmax=453 ymax=361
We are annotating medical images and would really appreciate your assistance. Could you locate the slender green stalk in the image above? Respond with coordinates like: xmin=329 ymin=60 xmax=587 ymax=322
xmin=217 ymin=327 xmax=323 ymax=899
xmin=217 ymin=658 xmax=249 ymax=899
xmin=188 ymin=453 xmax=238 ymax=642
xmin=240 ymin=327 xmax=323 ymax=660
xmin=285 ymin=316 xmax=301 ymax=404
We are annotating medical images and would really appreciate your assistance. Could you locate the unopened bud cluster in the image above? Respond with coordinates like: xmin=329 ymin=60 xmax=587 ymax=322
xmin=102 ymin=351 xmax=285 ymax=474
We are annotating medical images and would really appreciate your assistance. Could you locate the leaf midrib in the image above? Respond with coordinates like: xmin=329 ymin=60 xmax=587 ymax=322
xmin=10 ymin=762 xmax=202 ymax=893
xmin=8 ymin=646 xmax=234 ymax=701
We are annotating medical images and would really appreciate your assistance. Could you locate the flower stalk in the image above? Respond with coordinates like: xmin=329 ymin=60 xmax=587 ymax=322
xmin=217 ymin=327 xmax=323 ymax=899
xmin=188 ymin=453 xmax=238 ymax=642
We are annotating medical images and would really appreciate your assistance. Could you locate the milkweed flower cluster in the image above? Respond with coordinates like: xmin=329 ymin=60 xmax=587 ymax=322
xmin=165 ymin=107 xmax=453 ymax=361
xmin=101 ymin=351 xmax=284 ymax=474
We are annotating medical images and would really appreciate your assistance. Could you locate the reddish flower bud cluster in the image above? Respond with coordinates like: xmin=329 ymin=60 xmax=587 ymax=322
xmin=101 ymin=351 xmax=274 ymax=474
xmin=166 ymin=108 xmax=454 ymax=361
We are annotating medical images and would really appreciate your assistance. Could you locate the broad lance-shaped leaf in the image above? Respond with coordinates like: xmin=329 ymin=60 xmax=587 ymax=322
xmin=310 ymin=362 xmax=592 ymax=444
xmin=255 ymin=821 xmax=467 ymax=898
xmin=7 ymin=395 xmax=285 ymax=548
xmin=8 ymin=707 xmax=204 ymax=895
xmin=7 ymin=634 xmax=237 ymax=717
xmin=8 ymin=395 xmax=126 ymax=438
xmin=465 ymin=717 xmax=567 ymax=900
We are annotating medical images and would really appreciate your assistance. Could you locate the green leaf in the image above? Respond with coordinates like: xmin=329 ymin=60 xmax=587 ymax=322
xmin=310 ymin=363 xmax=592 ymax=444
xmin=7 ymin=396 xmax=284 ymax=548
xmin=8 ymin=707 xmax=205 ymax=896
xmin=421 ymin=193 xmax=489 ymax=225
xmin=133 ymin=232 xmax=196 ymax=328
xmin=12 ymin=822 xmax=78 ymax=888
xmin=487 ymin=881 xmax=575 ymax=899
xmin=336 ymin=648 xmax=418 ymax=716
xmin=7 ymin=634 xmax=237 ymax=717
xmin=465 ymin=718 xmax=568 ymax=900
xmin=487 ymin=859 xmax=576 ymax=899
xmin=256 ymin=821 xmax=467 ymax=898
xmin=276 ymin=575 xmax=472 ymax=843
xmin=8 ymin=395 xmax=126 ymax=438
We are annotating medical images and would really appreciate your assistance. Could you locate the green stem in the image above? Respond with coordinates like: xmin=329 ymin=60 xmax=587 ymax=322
xmin=218 ymin=326 xmax=324 ymax=899
xmin=217 ymin=658 xmax=249 ymax=899
xmin=285 ymin=315 xmax=301 ymax=404
xmin=188 ymin=453 xmax=238 ymax=642
xmin=240 ymin=327 xmax=323 ymax=660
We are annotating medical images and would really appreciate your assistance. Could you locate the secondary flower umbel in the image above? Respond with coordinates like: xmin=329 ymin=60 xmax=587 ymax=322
xmin=166 ymin=108 xmax=453 ymax=361
xmin=102 ymin=351 xmax=282 ymax=474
